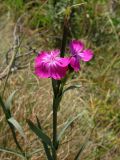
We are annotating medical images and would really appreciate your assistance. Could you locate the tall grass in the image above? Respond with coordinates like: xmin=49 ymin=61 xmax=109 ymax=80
xmin=0 ymin=0 xmax=120 ymax=159
xmin=4 ymin=0 xmax=24 ymax=20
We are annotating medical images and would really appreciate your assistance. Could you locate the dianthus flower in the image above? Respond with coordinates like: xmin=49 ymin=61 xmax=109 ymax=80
xmin=69 ymin=40 xmax=93 ymax=71
xmin=35 ymin=50 xmax=70 ymax=80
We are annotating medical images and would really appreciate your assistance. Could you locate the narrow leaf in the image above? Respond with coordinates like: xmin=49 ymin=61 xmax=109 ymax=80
xmin=8 ymin=117 xmax=26 ymax=139
xmin=5 ymin=90 xmax=17 ymax=110
xmin=27 ymin=119 xmax=52 ymax=146
xmin=35 ymin=117 xmax=54 ymax=160
xmin=28 ymin=120 xmax=55 ymax=160
xmin=74 ymin=136 xmax=90 ymax=160
xmin=0 ymin=146 xmax=25 ymax=159
xmin=63 ymin=85 xmax=81 ymax=95
xmin=58 ymin=111 xmax=87 ymax=142
xmin=0 ymin=96 xmax=11 ymax=119
xmin=36 ymin=116 xmax=42 ymax=129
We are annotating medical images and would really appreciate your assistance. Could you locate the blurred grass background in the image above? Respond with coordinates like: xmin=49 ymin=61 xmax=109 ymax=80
xmin=0 ymin=0 xmax=120 ymax=159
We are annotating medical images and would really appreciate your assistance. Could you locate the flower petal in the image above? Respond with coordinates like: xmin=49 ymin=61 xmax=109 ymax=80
xmin=50 ymin=64 xmax=67 ymax=80
xmin=34 ymin=50 xmax=69 ymax=79
xmin=70 ymin=40 xmax=84 ymax=55
xmin=79 ymin=49 xmax=93 ymax=62
xmin=50 ymin=49 xmax=60 ymax=57
xmin=35 ymin=62 xmax=51 ymax=78
xmin=58 ymin=57 xmax=70 ymax=67
xmin=70 ymin=57 xmax=80 ymax=72
xmin=35 ymin=51 xmax=48 ymax=67
xmin=49 ymin=57 xmax=70 ymax=79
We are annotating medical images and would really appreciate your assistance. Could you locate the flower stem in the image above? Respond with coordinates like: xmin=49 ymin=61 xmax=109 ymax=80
xmin=60 ymin=5 xmax=73 ymax=58
xmin=53 ymin=0 xmax=57 ymax=7
xmin=52 ymin=97 xmax=58 ymax=160
xmin=53 ymin=98 xmax=57 ymax=146
xmin=51 ymin=3 xmax=74 ymax=160
xmin=60 ymin=21 xmax=68 ymax=57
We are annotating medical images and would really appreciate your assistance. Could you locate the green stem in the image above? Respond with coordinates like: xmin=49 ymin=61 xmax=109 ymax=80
xmin=52 ymin=79 xmax=60 ymax=97
xmin=53 ymin=0 xmax=57 ymax=7
xmin=60 ymin=5 xmax=73 ymax=57
xmin=52 ymin=97 xmax=58 ymax=160
xmin=53 ymin=101 xmax=57 ymax=147
xmin=51 ymin=3 xmax=74 ymax=160
xmin=60 ymin=18 xmax=68 ymax=58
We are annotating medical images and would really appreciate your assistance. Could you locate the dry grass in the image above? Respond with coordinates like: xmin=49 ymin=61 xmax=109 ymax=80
xmin=0 ymin=1 xmax=120 ymax=160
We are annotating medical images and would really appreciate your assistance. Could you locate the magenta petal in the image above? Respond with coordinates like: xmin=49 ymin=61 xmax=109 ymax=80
xmin=35 ymin=51 xmax=51 ymax=78
xmin=35 ymin=51 xmax=48 ymax=67
xmin=70 ymin=57 xmax=80 ymax=72
xmin=50 ymin=64 xmax=67 ymax=80
xmin=70 ymin=40 xmax=84 ymax=55
xmin=34 ymin=50 xmax=69 ymax=79
xmin=58 ymin=57 xmax=70 ymax=67
xmin=79 ymin=49 xmax=93 ymax=62
xmin=35 ymin=62 xmax=50 ymax=78
xmin=49 ymin=57 xmax=70 ymax=79
xmin=50 ymin=49 xmax=60 ymax=56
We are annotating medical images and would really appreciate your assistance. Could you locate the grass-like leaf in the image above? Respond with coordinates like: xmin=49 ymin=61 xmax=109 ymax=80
xmin=5 ymin=90 xmax=17 ymax=110
xmin=35 ymin=116 xmax=54 ymax=160
xmin=27 ymin=119 xmax=52 ymax=146
xmin=0 ymin=95 xmax=11 ymax=119
xmin=8 ymin=117 xmax=26 ymax=139
xmin=0 ymin=146 xmax=25 ymax=159
xmin=74 ymin=138 xmax=89 ymax=160
xmin=58 ymin=111 xmax=87 ymax=143
xmin=62 ymin=85 xmax=81 ymax=95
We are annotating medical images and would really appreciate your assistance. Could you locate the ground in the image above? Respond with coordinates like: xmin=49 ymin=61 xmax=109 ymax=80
xmin=0 ymin=1 xmax=120 ymax=160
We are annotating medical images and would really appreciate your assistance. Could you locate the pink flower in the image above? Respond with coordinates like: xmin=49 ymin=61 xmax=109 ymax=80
xmin=35 ymin=50 xmax=70 ymax=80
xmin=69 ymin=40 xmax=93 ymax=71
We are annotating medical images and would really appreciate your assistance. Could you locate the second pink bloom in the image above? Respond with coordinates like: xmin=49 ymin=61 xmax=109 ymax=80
xmin=69 ymin=40 xmax=93 ymax=71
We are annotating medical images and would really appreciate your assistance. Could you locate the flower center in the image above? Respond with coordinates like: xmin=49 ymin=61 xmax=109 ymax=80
xmin=50 ymin=55 xmax=56 ymax=62
xmin=42 ymin=54 xmax=57 ymax=65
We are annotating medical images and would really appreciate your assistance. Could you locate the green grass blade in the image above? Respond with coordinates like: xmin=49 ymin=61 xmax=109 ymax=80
xmin=58 ymin=111 xmax=87 ymax=143
xmin=74 ymin=138 xmax=89 ymax=160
